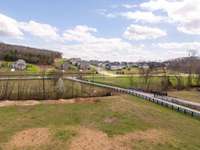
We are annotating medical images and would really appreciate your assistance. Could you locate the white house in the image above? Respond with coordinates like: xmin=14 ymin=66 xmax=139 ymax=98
xmin=69 ymin=58 xmax=81 ymax=66
xmin=12 ymin=59 xmax=27 ymax=70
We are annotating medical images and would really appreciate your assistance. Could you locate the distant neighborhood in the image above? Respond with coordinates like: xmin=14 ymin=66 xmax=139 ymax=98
xmin=0 ymin=42 xmax=199 ymax=76
xmin=0 ymin=54 xmax=173 ymax=73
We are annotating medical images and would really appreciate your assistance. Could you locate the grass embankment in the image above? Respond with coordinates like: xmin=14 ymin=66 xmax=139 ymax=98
xmin=0 ymin=95 xmax=200 ymax=149
xmin=169 ymin=90 xmax=200 ymax=103
xmin=85 ymin=75 xmax=198 ymax=90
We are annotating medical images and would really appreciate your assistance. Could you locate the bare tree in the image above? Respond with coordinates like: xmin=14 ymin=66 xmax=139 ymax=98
xmin=161 ymin=65 xmax=170 ymax=91
xmin=139 ymin=65 xmax=152 ymax=91
xmin=188 ymin=49 xmax=198 ymax=57
xmin=194 ymin=62 xmax=200 ymax=87
xmin=128 ymin=73 xmax=134 ymax=89
xmin=187 ymin=49 xmax=198 ymax=88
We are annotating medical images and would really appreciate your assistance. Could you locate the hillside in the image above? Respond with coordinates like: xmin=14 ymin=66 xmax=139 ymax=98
xmin=0 ymin=43 xmax=62 ymax=65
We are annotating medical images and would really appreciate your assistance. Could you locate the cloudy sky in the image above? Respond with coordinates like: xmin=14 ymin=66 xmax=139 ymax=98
xmin=0 ymin=0 xmax=200 ymax=61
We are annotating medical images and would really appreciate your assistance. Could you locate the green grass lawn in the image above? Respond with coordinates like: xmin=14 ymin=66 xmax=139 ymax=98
xmin=0 ymin=95 xmax=200 ymax=150
xmin=26 ymin=64 xmax=40 ymax=73
xmin=85 ymin=76 xmax=164 ymax=90
xmin=85 ymin=75 xmax=198 ymax=91
xmin=169 ymin=90 xmax=200 ymax=103
xmin=85 ymin=76 xmax=150 ymax=88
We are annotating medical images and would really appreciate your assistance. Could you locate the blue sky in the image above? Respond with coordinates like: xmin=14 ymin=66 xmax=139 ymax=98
xmin=0 ymin=0 xmax=200 ymax=61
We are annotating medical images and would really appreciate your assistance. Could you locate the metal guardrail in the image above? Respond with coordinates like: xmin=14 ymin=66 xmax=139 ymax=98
xmin=65 ymin=77 xmax=200 ymax=119
xmin=155 ymin=96 xmax=200 ymax=111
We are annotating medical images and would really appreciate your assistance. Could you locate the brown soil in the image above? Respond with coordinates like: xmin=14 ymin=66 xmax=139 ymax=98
xmin=3 ymin=126 xmax=168 ymax=150
xmin=4 ymin=128 xmax=51 ymax=149
xmin=69 ymin=128 xmax=120 ymax=150
xmin=0 ymin=97 xmax=101 ymax=107
xmin=69 ymin=127 xmax=167 ymax=150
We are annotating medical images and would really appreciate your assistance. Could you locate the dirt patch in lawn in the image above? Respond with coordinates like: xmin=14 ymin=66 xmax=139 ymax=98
xmin=104 ymin=117 xmax=118 ymax=124
xmin=69 ymin=127 xmax=167 ymax=150
xmin=0 ymin=97 xmax=102 ymax=107
xmin=4 ymin=128 xmax=51 ymax=149
xmin=69 ymin=128 xmax=115 ymax=150
xmin=114 ymin=129 xmax=166 ymax=145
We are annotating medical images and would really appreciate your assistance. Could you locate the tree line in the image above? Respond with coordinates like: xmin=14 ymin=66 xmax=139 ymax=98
xmin=0 ymin=43 xmax=62 ymax=65
xmin=127 ymin=56 xmax=200 ymax=92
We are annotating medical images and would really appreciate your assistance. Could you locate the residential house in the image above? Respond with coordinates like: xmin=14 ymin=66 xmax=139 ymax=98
xmin=69 ymin=58 xmax=81 ymax=66
xmin=121 ymin=62 xmax=128 ymax=67
xmin=62 ymin=62 xmax=70 ymax=71
xmin=141 ymin=64 xmax=149 ymax=69
xmin=105 ymin=63 xmax=125 ymax=70
xmin=89 ymin=60 xmax=99 ymax=66
xmin=12 ymin=59 xmax=27 ymax=70
xmin=127 ymin=62 xmax=138 ymax=68
xmin=78 ymin=61 xmax=90 ymax=70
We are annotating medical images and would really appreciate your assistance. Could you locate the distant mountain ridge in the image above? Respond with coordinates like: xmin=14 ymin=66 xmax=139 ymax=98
xmin=0 ymin=43 xmax=62 ymax=65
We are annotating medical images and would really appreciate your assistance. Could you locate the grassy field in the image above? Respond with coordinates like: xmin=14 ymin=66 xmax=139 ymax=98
xmin=0 ymin=95 xmax=200 ymax=150
xmin=169 ymin=90 xmax=200 ymax=103
xmin=85 ymin=75 xmax=198 ymax=91
xmin=85 ymin=76 xmax=165 ymax=90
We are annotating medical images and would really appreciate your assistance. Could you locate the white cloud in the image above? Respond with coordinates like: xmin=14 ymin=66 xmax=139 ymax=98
xmin=0 ymin=13 xmax=60 ymax=41
xmin=152 ymin=42 xmax=200 ymax=59
xmin=123 ymin=24 xmax=167 ymax=40
xmin=122 ymin=4 xmax=138 ymax=9
xmin=120 ymin=11 xmax=164 ymax=23
xmin=0 ymin=13 xmax=23 ymax=38
xmin=141 ymin=0 xmax=200 ymax=35
xmin=156 ymin=42 xmax=200 ymax=51
xmin=177 ymin=21 xmax=200 ymax=35
xmin=96 ymin=9 xmax=116 ymax=18
xmin=20 ymin=21 xmax=60 ymax=40
xmin=61 ymin=42 xmax=146 ymax=61
xmin=63 ymin=25 xmax=97 ymax=42
xmin=61 ymin=25 xmax=148 ymax=61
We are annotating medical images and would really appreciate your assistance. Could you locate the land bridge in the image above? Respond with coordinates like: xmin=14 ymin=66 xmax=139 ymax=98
xmin=65 ymin=77 xmax=200 ymax=119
